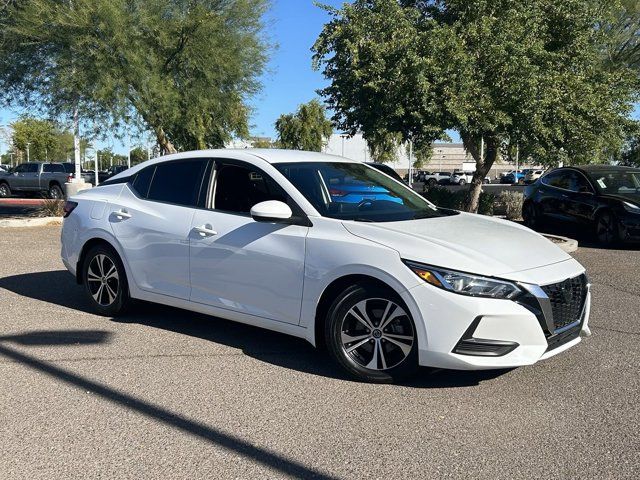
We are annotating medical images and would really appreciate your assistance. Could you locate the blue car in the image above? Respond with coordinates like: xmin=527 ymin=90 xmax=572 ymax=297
xmin=329 ymin=178 xmax=403 ymax=204
xmin=501 ymin=171 xmax=525 ymax=184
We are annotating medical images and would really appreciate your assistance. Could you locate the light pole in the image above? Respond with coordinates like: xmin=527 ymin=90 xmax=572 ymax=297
xmin=340 ymin=133 xmax=348 ymax=157
xmin=26 ymin=142 xmax=31 ymax=163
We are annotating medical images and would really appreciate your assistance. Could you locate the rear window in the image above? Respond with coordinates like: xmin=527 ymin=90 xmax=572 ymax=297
xmin=43 ymin=163 xmax=64 ymax=173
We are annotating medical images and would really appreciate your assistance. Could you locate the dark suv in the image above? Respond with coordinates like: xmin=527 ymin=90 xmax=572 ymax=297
xmin=522 ymin=165 xmax=640 ymax=245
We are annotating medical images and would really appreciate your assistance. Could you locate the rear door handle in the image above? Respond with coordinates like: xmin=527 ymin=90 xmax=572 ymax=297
xmin=114 ymin=209 xmax=132 ymax=220
xmin=193 ymin=224 xmax=217 ymax=237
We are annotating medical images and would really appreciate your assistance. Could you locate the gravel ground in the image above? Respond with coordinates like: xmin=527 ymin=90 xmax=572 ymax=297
xmin=0 ymin=226 xmax=638 ymax=479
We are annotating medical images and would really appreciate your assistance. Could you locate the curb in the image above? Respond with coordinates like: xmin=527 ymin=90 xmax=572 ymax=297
xmin=0 ymin=216 xmax=62 ymax=228
xmin=542 ymin=234 xmax=579 ymax=253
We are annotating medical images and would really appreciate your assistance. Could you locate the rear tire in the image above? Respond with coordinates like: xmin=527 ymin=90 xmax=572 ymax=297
xmin=324 ymin=283 xmax=419 ymax=383
xmin=82 ymin=244 xmax=130 ymax=316
xmin=0 ymin=182 xmax=10 ymax=198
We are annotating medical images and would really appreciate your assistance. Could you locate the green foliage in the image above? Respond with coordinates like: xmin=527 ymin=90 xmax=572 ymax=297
xmin=367 ymin=131 xmax=401 ymax=163
xmin=10 ymin=117 xmax=89 ymax=161
xmin=497 ymin=191 xmax=524 ymax=221
xmin=130 ymin=147 xmax=148 ymax=166
xmin=97 ymin=149 xmax=127 ymax=170
xmin=0 ymin=0 xmax=270 ymax=153
xmin=313 ymin=0 xmax=638 ymax=212
xmin=275 ymin=100 xmax=333 ymax=151
xmin=422 ymin=186 xmax=495 ymax=216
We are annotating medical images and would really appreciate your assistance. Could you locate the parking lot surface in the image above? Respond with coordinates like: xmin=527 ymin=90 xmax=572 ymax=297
xmin=0 ymin=226 xmax=638 ymax=479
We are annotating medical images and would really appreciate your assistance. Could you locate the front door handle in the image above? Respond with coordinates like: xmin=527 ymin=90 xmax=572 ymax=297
xmin=114 ymin=209 xmax=132 ymax=220
xmin=193 ymin=224 xmax=217 ymax=237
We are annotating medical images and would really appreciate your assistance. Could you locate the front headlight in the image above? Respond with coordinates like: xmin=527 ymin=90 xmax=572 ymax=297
xmin=623 ymin=201 xmax=640 ymax=214
xmin=404 ymin=261 xmax=522 ymax=299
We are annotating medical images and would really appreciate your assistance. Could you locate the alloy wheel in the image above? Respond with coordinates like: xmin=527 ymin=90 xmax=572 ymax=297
xmin=0 ymin=184 xmax=9 ymax=197
xmin=87 ymin=254 xmax=120 ymax=306
xmin=596 ymin=214 xmax=616 ymax=245
xmin=340 ymin=298 xmax=414 ymax=371
xmin=49 ymin=185 xmax=63 ymax=199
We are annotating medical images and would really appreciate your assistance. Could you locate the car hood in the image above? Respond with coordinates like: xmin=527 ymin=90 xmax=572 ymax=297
xmin=342 ymin=212 xmax=571 ymax=278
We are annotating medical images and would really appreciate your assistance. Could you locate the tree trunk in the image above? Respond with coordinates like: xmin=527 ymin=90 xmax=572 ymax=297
xmin=155 ymin=126 xmax=177 ymax=155
xmin=461 ymin=131 xmax=498 ymax=213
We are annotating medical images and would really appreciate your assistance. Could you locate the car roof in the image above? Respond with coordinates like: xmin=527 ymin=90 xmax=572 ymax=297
xmin=108 ymin=148 xmax=357 ymax=182
xmin=570 ymin=164 xmax=640 ymax=173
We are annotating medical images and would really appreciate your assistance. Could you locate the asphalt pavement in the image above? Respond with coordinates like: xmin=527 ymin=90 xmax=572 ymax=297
xmin=0 ymin=226 xmax=638 ymax=479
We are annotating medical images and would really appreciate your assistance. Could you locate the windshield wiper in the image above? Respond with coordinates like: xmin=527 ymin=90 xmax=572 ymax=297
xmin=353 ymin=217 xmax=374 ymax=222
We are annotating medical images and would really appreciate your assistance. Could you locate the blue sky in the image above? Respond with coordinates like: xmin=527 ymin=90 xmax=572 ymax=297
xmin=0 ymin=0 xmax=344 ymax=155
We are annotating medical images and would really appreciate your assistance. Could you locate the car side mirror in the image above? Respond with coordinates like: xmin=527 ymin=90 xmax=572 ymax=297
xmin=250 ymin=200 xmax=293 ymax=223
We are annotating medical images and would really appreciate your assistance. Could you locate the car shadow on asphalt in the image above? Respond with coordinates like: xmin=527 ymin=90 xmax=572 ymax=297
xmin=0 ymin=269 xmax=511 ymax=388
xmin=0 ymin=330 xmax=338 ymax=480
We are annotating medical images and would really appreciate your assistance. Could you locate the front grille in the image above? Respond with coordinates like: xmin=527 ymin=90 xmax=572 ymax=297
xmin=541 ymin=274 xmax=588 ymax=331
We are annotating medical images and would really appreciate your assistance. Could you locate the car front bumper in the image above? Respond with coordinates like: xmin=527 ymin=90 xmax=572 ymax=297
xmin=401 ymin=267 xmax=590 ymax=370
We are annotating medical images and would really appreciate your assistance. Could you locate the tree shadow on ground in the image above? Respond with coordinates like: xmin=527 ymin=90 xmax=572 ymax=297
xmin=0 ymin=270 xmax=510 ymax=388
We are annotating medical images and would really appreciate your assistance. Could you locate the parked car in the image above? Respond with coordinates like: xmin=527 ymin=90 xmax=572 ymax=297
xmin=98 ymin=164 xmax=129 ymax=184
xmin=61 ymin=149 xmax=591 ymax=383
xmin=422 ymin=171 xmax=451 ymax=187
xmin=449 ymin=171 xmax=491 ymax=186
xmin=365 ymin=162 xmax=405 ymax=183
xmin=524 ymin=169 xmax=545 ymax=184
xmin=0 ymin=162 xmax=71 ymax=199
xmin=62 ymin=162 xmax=97 ymax=186
xmin=501 ymin=170 xmax=525 ymax=184
xmin=522 ymin=165 xmax=640 ymax=245
xmin=0 ymin=164 xmax=9 ymax=173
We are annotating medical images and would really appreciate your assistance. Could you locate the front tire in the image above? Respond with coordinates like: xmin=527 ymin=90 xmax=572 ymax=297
xmin=325 ymin=283 xmax=418 ymax=383
xmin=82 ymin=244 xmax=130 ymax=316
xmin=595 ymin=212 xmax=619 ymax=247
xmin=522 ymin=201 xmax=542 ymax=230
xmin=458 ymin=179 xmax=466 ymax=186
xmin=0 ymin=182 xmax=10 ymax=198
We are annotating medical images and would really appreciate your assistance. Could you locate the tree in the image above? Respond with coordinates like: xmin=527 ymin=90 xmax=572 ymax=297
xmin=0 ymin=0 xmax=270 ymax=154
xmin=367 ymin=131 xmax=402 ymax=163
xmin=275 ymin=100 xmax=334 ymax=151
xmin=96 ymin=149 xmax=125 ymax=170
xmin=130 ymin=147 xmax=148 ymax=166
xmin=9 ymin=117 xmax=90 ymax=162
xmin=313 ymin=0 xmax=638 ymax=212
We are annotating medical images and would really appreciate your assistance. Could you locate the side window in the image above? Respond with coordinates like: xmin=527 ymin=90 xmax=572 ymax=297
xmin=572 ymin=172 xmax=593 ymax=192
xmin=43 ymin=164 xmax=64 ymax=173
xmin=542 ymin=170 xmax=570 ymax=189
xmin=25 ymin=163 xmax=39 ymax=173
xmin=214 ymin=163 xmax=289 ymax=214
xmin=62 ymin=163 xmax=75 ymax=173
xmin=147 ymin=159 xmax=208 ymax=207
xmin=131 ymin=166 xmax=155 ymax=198
xmin=13 ymin=164 xmax=26 ymax=173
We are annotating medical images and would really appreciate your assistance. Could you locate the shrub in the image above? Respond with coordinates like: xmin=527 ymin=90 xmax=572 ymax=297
xmin=422 ymin=186 xmax=495 ymax=215
xmin=37 ymin=199 xmax=64 ymax=217
xmin=497 ymin=191 xmax=524 ymax=220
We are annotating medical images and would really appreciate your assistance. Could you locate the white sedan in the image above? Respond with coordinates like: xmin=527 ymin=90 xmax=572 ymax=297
xmin=60 ymin=149 xmax=590 ymax=383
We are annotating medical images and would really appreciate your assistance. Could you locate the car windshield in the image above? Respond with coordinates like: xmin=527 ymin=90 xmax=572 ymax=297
xmin=589 ymin=170 xmax=640 ymax=195
xmin=275 ymin=162 xmax=456 ymax=222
